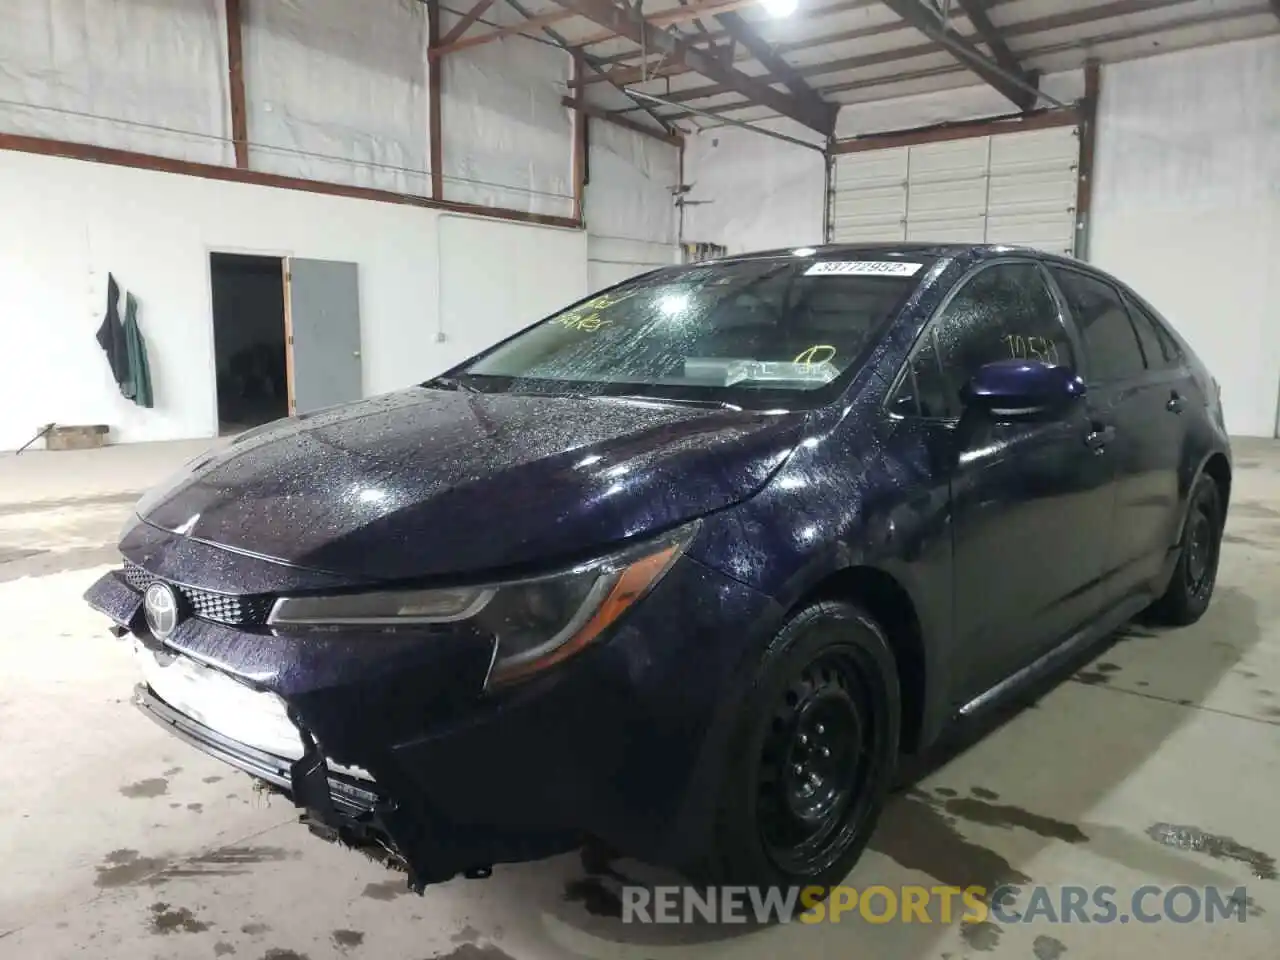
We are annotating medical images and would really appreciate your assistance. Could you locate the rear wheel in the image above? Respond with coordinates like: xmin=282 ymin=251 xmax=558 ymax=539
xmin=1147 ymin=473 xmax=1223 ymax=626
xmin=700 ymin=600 xmax=900 ymax=892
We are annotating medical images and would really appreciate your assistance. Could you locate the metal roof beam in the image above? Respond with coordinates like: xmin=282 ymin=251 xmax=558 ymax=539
xmin=590 ymin=0 xmax=879 ymax=64
xmin=572 ymin=0 xmax=761 ymax=46
xmin=713 ymin=10 xmax=831 ymax=113
xmin=641 ymin=0 xmax=1248 ymax=123
xmin=615 ymin=0 xmax=1185 ymax=114
xmin=496 ymin=0 xmax=680 ymax=135
xmin=429 ymin=8 xmax=577 ymax=58
xmin=437 ymin=0 xmax=499 ymax=47
xmin=953 ymin=0 xmax=1026 ymax=79
xmin=613 ymin=35 xmax=941 ymax=106
xmin=577 ymin=3 xmax=914 ymax=87
xmin=879 ymin=0 xmax=1038 ymax=109
xmin=562 ymin=95 xmax=684 ymax=145
xmin=588 ymin=0 xmax=1034 ymax=89
xmin=548 ymin=0 xmax=837 ymax=134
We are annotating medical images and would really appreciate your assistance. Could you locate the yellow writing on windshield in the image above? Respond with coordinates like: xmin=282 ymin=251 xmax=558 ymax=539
xmin=555 ymin=312 xmax=610 ymax=331
xmin=551 ymin=289 xmax=641 ymax=333
xmin=794 ymin=344 xmax=837 ymax=366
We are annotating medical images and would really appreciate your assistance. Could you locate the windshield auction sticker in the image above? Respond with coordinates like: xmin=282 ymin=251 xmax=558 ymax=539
xmin=804 ymin=261 xmax=923 ymax=277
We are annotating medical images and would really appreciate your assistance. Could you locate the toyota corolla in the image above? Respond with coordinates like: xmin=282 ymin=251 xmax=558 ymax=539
xmin=86 ymin=243 xmax=1230 ymax=895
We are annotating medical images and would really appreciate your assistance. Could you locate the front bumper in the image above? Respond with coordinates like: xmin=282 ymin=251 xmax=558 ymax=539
xmin=134 ymin=676 xmax=577 ymax=886
xmin=134 ymin=682 xmax=378 ymax=818
xmin=87 ymin=548 xmax=783 ymax=889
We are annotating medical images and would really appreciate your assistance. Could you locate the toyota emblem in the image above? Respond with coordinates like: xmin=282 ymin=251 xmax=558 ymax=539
xmin=143 ymin=582 xmax=182 ymax=640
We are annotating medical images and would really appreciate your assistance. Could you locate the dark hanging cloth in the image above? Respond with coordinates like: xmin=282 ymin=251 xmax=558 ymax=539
xmin=95 ymin=274 xmax=155 ymax=408
xmin=96 ymin=273 xmax=129 ymax=389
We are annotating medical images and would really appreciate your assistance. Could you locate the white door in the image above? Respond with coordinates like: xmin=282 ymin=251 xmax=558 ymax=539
xmin=286 ymin=258 xmax=362 ymax=415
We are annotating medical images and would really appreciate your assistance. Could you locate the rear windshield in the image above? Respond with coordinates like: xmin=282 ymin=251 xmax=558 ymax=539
xmin=453 ymin=256 xmax=928 ymax=409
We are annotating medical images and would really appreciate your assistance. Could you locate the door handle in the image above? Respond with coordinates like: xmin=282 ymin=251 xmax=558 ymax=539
xmin=1167 ymin=391 xmax=1186 ymax=414
xmin=1084 ymin=423 xmax=1115 ymax=452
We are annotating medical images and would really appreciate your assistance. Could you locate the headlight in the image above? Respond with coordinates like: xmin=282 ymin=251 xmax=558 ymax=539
xmin=266 ymin=522 xmax=698 ymax=688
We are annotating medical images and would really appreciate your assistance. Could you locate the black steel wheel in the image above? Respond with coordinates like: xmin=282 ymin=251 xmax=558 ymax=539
xmin=699 ymin=600 xmax=900 ymax=891
xmin=1147 ymin=473 xmax=1223 ymax=626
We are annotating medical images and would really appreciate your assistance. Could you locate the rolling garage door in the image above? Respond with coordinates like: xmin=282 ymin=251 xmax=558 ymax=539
xmin=829 ymin=125 xmax=1081 ymax=256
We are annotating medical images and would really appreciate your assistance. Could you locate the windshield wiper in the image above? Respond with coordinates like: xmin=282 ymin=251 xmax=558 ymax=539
xmin=425 ymin=375 xmax=480 ymax=393
xmin=608 ymin=394 xmax=741 ymax=411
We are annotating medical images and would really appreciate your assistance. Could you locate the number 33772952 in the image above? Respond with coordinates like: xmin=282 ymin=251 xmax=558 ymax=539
xmin=1002 ymin=334 xmax=1061 ymax=365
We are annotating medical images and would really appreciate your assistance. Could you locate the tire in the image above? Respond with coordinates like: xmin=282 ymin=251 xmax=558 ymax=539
xmin=1146 ymin=473 xmax=1224 ymax=626
xmin=697 ymin=600 xmax=900 ymax=894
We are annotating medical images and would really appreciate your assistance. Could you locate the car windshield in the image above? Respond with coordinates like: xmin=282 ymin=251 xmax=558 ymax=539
xmin=452 ymin=255 xmax=930 ymax=409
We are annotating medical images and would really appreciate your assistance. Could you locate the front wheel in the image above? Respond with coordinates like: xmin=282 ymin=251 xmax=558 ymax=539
xmin=1147 ymin=473 xmax=1223 ymax=626
xmin=698 ymin=600 xmax=900 ymax=892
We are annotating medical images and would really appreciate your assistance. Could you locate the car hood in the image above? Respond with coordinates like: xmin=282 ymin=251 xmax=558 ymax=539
xmin=138 ymin=388 xmax=806 ymax=582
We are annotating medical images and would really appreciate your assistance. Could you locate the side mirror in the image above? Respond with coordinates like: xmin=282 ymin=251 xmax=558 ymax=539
xmin=961 ymin=359 xmax=1085 ymax=420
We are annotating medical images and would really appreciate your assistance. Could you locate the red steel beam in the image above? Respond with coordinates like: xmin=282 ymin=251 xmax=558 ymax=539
xmin=224 ymin=0 xmax=249 ymax=168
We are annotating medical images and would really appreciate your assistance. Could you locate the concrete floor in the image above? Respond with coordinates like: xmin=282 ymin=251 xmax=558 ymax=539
xmin=2 ymin=439 xmax=1278 ymax=960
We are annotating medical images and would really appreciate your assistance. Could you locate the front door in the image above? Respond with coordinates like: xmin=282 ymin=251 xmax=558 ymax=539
xmin=286 ymin=258 xmax=362 ymax=415
xmin=894 ymin=259 xmax=1116 ymax=703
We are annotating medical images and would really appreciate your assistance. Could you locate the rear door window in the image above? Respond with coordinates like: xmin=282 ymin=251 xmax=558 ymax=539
xmin=1048 ymin=268 xmax=1145 ymax=383
xmin=1123 ymin=294 xmax=1184 ymax=370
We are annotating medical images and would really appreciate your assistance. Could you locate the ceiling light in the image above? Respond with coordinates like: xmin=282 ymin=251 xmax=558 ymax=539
xmin=760 ymin=0 xmax=797 ymax=17
xmin=792 ymin=247 xmax=816 ymax=256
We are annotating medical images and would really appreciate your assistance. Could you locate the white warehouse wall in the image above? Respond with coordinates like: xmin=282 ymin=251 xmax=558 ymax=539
xmin=585 ymin=121 xmax=681 ymax=290
xmin=682 ymin=118 xmax=827 ymax=254
xmin=0 ymin=0 xmax=231 ymax=165
xmin=441 ymin=30 xmax=575 ymax=218
xmin=243 ymin=0 xmax=431 ymax=196
xmin=1090 ymin=36 xmax=1280 ymax=438
xmin=0 ymin=0 xmax=576 ymax=217
xmin=0 ymin=149 xmax=587 ymax=452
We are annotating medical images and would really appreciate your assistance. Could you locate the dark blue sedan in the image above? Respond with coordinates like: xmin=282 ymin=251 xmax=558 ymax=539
xmin=86 ymin=243 xmax=1231 ymax=895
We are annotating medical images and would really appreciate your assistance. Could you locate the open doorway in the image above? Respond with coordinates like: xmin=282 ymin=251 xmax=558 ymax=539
xmin=210 ymin=253 xmax=289 ymax=434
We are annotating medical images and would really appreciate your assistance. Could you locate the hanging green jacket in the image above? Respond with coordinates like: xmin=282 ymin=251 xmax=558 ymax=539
xmin=122 ymin=292 xmax=154 ymax=409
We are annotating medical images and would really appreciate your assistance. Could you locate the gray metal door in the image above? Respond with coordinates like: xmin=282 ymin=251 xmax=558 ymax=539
xmin=286 ymin=258 xmax=362 ymax=415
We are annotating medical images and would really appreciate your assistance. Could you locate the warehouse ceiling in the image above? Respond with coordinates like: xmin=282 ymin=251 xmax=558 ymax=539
xmin=429 ymin=0 xmax=1280 ymax=136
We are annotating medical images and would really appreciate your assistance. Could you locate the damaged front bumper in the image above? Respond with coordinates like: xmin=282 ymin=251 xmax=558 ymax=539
xmin=133 ymin=682 xmax=378 ymax=819
xmin=132 ymin=676 xmax=572 ymax=889
xmin=132 ymin=682 xmax=499 ymax=885
xmin=86 ymin=547 xmax=783 ymax=892
xmin=89 ymin=567 xmax=569 ymax=890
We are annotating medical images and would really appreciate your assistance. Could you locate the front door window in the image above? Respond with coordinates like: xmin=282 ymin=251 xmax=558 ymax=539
xmin=893 ymin=261 xmax=1075 ymax=419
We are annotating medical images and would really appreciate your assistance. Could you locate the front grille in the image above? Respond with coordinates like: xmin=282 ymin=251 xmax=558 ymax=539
xmin=123 ymin=561 xmax=274 ymax=627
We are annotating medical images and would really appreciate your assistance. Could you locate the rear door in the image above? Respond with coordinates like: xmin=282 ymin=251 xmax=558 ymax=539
xmin=286 ymin=258 xmax=363 ymax=415
xmin=889 ymin=259 xmax=1116 ymax=701
xmin=1046 ymin=266 xmax=1187 ymax=597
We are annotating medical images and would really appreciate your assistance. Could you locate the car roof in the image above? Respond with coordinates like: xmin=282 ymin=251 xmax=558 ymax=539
xmin=715 ymin=242 xmax=1078 ymax=264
